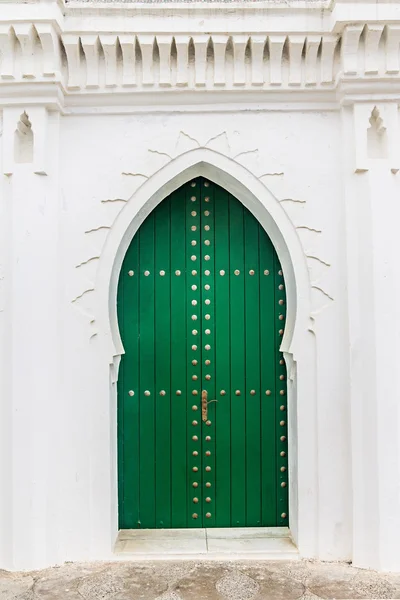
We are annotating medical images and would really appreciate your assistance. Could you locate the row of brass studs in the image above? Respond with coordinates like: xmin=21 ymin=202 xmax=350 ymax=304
xmin=194 ymin=179 xmax=213 ymax=520
xmin=277 ymin=270 xmax=288 ymax=518
xmin=188 ymin=182 xmax=201 ymax=516
xmin=202 ymin=182 xmax=214 ymax=521
xmin=189 ymin=181 xmax=215 ymax=519
xmin=191 ymin=181 xmax=210 ymax=187
xmin=191 ymin=196 xmax=211 ymax=204
xmin=200 ymin=177 xmax=211 ymax=419
xmin=193 ymin=374 xmax=212 ymax=518
xmin=129 ymin=387 xmax=286 ymax=396
xmin=201 ymin=197 xmax=213 ymax=396
xmin=128 ymin=269 xmax=272 ymax=276
xmin=192 ymin=465 xmax=212 ymax=471
xmin=192 ymin=430 xmax=213 ymax=508
xmin=194 ymin=180 xmax=211 ymax=386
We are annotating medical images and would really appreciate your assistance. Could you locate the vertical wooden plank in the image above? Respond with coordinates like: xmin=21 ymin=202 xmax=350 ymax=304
xmin=138 ymin=212 xmax=156 ymax=528
xmin=244 ymin=211 xmax=262 ymax=526
xmin=154 ymin=197 xmax=172 ymax=527
xmin=214 ymin=187 xmax=231 ymax=527
xmin=274 ymin=256 xmax=289 ymax=525
xmin=259 ymin=225 xmax=277 ymax=526
xmin=229 ymin=195 xmax=246 ymax=526
xmin=186 ymin=179 xmax=203 ymax=527
xmin=118 ymin=234 xmax=140 ymax=528
xmin=200 ymin=178 xmax=216 ymax=526
xmin=170 ymin=187 xmax=188 ymax=528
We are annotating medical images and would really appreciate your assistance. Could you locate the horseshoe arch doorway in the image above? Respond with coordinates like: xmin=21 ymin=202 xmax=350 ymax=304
xmin=117 ymin=176 xmax=288 ymax=529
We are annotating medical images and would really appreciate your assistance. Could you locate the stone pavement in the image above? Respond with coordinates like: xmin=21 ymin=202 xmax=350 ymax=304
xmin=2 ymin=559 xmax=400 ymax=600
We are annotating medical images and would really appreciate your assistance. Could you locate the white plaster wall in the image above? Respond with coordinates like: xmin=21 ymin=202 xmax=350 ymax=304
xmin=3 ymin=0 xmax=400 ymax=574
xmin=11 ymin=108 xmax=348 ymax=570
xmin=341 ymin=104 xmax=400 ymax=571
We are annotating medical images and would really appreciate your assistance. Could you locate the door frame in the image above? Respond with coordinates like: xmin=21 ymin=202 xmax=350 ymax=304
xmin=117 ymin=176 xmax=290 ymax=530
xmin=95 ymin=147 xmax=317 ymax=557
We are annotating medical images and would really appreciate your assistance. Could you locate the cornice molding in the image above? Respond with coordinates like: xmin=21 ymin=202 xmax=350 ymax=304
xmin=1 ymin=1 xmax=400 ymax=107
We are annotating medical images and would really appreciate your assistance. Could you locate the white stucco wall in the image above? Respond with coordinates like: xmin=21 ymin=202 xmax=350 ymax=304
xmin=1 ymin=0 xmax=400 ymax=573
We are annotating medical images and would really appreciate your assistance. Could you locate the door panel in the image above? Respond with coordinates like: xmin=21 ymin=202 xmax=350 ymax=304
xmin=117 ymin=177 xmax=288 ymax=529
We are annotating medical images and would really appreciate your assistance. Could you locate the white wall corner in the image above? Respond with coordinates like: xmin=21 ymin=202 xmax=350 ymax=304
xmin=387 ymin=104 xmax=400 ymax=173
xmin=1 ymin=107 xmax=20 ymax=176
xmin=30 ymin=106 xmax=50 ymax=176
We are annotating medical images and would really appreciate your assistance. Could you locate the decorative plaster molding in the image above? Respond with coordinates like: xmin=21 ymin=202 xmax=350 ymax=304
xmin=353 ymin=102 xmax=400 ymax=173
xmin=1 ymin=9 xmax=400 ymax=104
xmin=72 ymin=130 xmax=332 ymax=341
xmin=1 ymin=105 xmax=50 ymax=175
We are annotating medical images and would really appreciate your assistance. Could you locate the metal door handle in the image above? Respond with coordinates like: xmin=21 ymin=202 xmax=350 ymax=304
xmin=201 ymin=390 xmax=218 ymax=422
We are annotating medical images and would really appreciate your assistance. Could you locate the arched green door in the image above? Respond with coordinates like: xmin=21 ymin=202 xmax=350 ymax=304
xmin=117 ymin=177 xmax=288 ymax=529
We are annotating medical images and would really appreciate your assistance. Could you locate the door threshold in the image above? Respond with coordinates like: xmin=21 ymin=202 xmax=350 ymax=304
xmin=114 ymin=527 xmax=298 ymax=561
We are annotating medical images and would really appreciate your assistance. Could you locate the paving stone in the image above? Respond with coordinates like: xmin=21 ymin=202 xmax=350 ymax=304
xmin=215 ymin=570 xmax=260 ymax=600
xmin=308 ymin=579 xmax=365 ymax=598
xmin=307 ymin=561 xmax=356 ymax=585
xmin=3 ymin=559 xmax=400 ymax=600
xmin=15 ymin=591 xmax=35 ymax=600
xmin=172 ymin=564 xmax=230 ymax=599
xmin=306 ymin=561 xmax=358 ymax=598
xmin=150 ymin=562 xmax=197 ymax=587
xmin=111 ymin=562 xmax=184 ymax=599
xmin=0 ymin=571 xmax=34 ymax=600
xmin=352 ymin=570 xmax=400 ymax=599
xmin=259 ymin=560 xmax=313 ymax=585
xmin=154 ymin=592 xmax=183 ymax=600
xmin=307 ymin=561 xmax=400 ymax=599
xmin=33 ymin=562 xmax=107 ymax=600
xmin=78 ymin=569 xmax=125 ymax=599
xmin=237 ymin=566 xmax=304 ymax=600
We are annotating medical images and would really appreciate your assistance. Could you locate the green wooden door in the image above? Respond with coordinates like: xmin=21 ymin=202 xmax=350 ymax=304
xmin=117 ymin=177 xmax=288 ymax=529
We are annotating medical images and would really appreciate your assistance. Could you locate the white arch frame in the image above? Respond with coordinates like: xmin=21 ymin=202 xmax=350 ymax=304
xmin=95 ymin=148 xmax=318 ymax=557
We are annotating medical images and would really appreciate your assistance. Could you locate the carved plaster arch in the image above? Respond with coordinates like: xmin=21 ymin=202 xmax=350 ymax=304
xmin=96 ymin=147 xmax=312 ymax=371
xmin=95 ymin=147 xmax=318 ymax=555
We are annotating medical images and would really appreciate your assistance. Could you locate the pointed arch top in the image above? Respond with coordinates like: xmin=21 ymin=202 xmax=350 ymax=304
xmin=95 ymin=148 xmax=311 ymax=367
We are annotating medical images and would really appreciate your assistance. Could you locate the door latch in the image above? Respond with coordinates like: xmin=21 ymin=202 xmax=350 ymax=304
xmin=201 ymin=390 xmax=218 ymax=422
